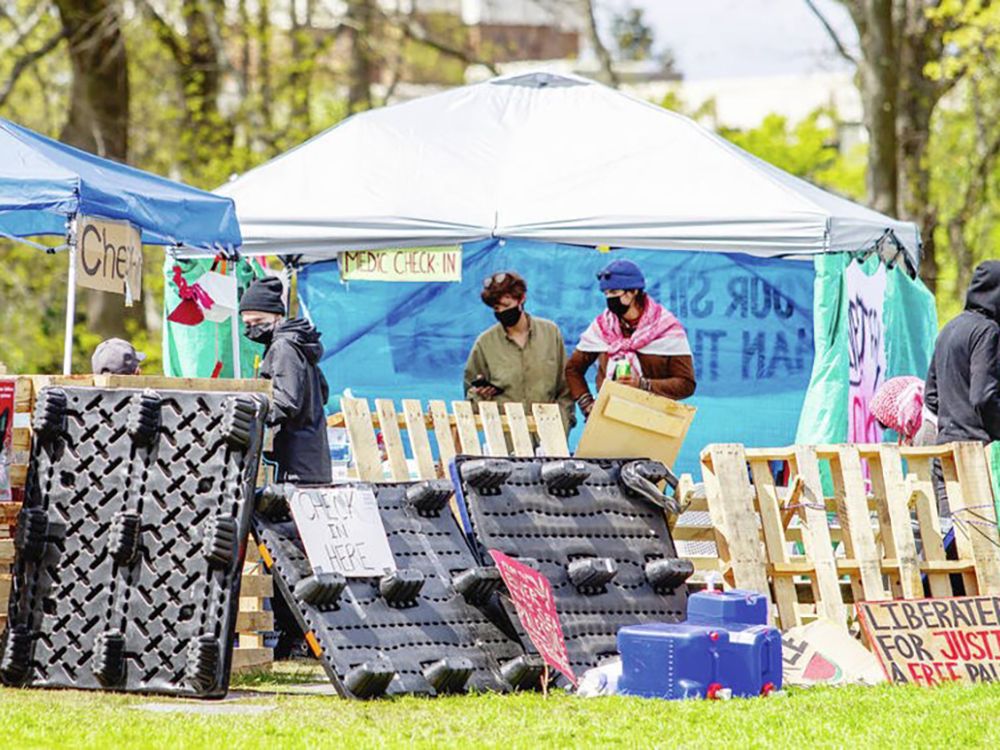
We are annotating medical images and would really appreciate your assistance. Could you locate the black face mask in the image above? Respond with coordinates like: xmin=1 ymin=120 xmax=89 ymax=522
xmin=606 ymin=295 xmax=631 ymax=317
xmin=494 ymin=305 xmax=523 ymax=328
xmin=245 ymin=322 xmax=275 ymax=345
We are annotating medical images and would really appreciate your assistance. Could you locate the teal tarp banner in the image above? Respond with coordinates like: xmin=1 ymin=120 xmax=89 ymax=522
xmin=795 ymin=254 xmax=938 ymax=445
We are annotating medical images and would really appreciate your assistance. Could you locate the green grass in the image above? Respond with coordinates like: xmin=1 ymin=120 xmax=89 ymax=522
xmin=3 ymin=665 xmax=1000 ymax=749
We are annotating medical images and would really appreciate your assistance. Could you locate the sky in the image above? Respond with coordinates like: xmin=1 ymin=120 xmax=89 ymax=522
xmin=602 ymin=0 xmax=860 ymax=80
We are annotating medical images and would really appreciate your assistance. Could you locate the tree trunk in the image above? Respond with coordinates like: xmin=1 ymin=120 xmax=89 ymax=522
xmin=346 ymin=0 xmax=376 ymax=112
xmin=895 ymin=3 xmax=948 ymax=295
xmin=54 ymin=0 xmax=129 ymax=160
xmin=288 ymin=0 xmax=312 ymax=131
xmin=849 ymin=0 xmax=899 ymax=217
xmin=53 ymin=0 xmax=134 ymax=345
xmin=581 ymin=0 xmax=619 ymax=88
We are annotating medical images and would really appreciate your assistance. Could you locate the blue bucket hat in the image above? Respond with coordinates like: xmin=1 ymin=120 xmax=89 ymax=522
xmin=597 ymin=259 xmax=645 ymax=292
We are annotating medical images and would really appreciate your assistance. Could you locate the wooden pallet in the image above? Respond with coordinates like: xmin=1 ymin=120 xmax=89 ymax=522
xmin=6 ymin=374 xmax=272 ymax=491
xmin=232 ymin=543 xmax=274 ymax=673
xmin=0 ymin=502 xmax=19 ymax=633
xmin=700 ymin=442 xmax=1000 ymax=630
xmin=330 ymin=398 xmax=571 ymax=482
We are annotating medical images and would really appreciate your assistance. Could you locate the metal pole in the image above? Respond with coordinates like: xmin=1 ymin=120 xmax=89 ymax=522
xmin=62 ymin=239 xmax=78 ymax=375
xmin=230 ymin=308 xmax=241 ymax=378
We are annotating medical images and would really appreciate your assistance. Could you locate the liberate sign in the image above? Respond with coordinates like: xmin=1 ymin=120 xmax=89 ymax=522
xmin=75 ymin=215 xmax=143 ymax=301
xmin=858 ymin=596 xmax=1000 ymax=686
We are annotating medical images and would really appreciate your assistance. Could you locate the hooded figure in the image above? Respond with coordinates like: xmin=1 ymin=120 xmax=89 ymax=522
xmin=240 ymin=277 xmax=332 ymax=485
xmin=925 ymin=260 xmax=1000 ymax=445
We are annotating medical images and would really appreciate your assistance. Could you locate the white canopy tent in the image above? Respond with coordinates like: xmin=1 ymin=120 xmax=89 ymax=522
xmin=216 ymin=71 xmax=918 ymax=267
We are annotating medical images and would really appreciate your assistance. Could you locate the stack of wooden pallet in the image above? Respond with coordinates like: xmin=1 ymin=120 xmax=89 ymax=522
xmin=700 ymin=442 xmax=1000 ymax=630
xmin=332 ymin=398 xmax=570 ymax=481
xmin=0 ymin=502 xmax=16 ymax=633
xmin=233 ymin=543 xmax=275 ymax=673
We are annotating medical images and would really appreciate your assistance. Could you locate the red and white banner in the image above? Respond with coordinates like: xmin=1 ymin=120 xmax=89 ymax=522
xmin=489 ymin=549 xmax=577 ymax=686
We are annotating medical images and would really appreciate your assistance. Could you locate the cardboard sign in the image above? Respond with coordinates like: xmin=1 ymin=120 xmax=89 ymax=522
xmin=76 ymin=215 xmax=143 ymax=301
xmin=290 ymin=486 xmax=396 ymax=578
xmin=0 ymin=378 xmax=13 ymax=502
xmin=489 ymin=549 xmax=577 ymax=685
xmin=782 ymin=619 xmax=885 ymax=687
xmin=339 ymin=246 xmax=461 ymax=282
xmin=857 ymin=596 xmax=1000 ymax=685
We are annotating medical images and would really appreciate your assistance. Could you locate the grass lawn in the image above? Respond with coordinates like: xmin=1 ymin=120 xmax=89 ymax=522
xmin=1 ymin=662 xmax=999 ymax=749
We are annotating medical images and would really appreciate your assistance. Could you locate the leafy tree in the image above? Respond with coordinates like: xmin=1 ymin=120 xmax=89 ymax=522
xmin=611 ymin=6 xmax=654 ymax=61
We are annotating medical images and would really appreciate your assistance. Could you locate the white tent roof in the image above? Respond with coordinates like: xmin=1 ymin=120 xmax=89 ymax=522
xmin=217 ymin=71 xmax=919 ymax=265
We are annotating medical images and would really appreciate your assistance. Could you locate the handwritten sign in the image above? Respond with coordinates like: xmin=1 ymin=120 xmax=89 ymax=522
xmin=339 ymin=246 xmax=461 ymax=283
xmin=489 ymin=549 xmax=577 ymax=685
xmin=857 ymin=596 xmax=1000 ymax=685
xmin=782 ymin=619 xmax=885 ymax=687
xmin=290 ymin=486 xmax=396 ymax=578
xmin=845 ymin=262 xmax=886 ymax=445
xmin=76 ymin=215 xmax=143 ymax=302
xmin=0 ymin=379 xmax=13 ymax=502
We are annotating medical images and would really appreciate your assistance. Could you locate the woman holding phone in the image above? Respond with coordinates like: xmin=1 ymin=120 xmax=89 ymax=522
xmin=463 ymin=270 xmax=576 ymax=434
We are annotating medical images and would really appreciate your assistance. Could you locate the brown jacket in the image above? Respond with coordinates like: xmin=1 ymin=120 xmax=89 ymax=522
xmin=565 ymin=349 xmax=697 ymax=401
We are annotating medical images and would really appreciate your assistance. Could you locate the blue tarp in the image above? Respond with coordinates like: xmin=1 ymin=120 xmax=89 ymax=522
xmin=0 ymin=118 xmax=240 ymax=250
xmin=299 ymin=239 xmax=815 ymax=474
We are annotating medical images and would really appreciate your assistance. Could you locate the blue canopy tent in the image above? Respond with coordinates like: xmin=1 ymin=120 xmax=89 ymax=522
xmin=0 ymin=117 xmax=241 ymax=373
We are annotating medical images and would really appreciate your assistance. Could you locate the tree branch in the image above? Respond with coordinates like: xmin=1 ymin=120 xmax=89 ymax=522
xmin=395 ymin=16 xmax=499 ymax=75
xmin=138 ymin=0 xmax=185 ymax=64
xmin=0 ymin=28 xmax=66 ymax=108
xmin=805 ymin=0 xmax=858 ymax=65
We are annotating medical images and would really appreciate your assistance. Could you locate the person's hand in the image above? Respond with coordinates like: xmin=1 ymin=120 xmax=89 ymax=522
xmin=471 ymin=374 xmax=499 ymax=399
xmin=615 ymin=372 xmax=641 ymax=389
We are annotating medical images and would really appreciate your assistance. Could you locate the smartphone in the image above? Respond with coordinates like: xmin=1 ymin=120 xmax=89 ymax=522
xmin=471 ymin=376 xmax=504 ymax=395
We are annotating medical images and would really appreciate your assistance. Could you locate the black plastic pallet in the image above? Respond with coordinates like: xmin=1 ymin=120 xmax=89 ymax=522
xmin=451 ymin=456 xmax=693 ymax=679
xmin=1 ymin=386 xmax=268 ymax=698
xmin=253 ymin=481 xmax=542 ymax=699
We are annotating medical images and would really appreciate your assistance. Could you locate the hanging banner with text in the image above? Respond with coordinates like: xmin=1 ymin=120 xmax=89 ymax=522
xmin=845 ymin=261 xmax=886 ymax=445
xmin=489 ymin=549 xmax=577 ymax=686
xmin=0 ymin=378 xmax=14 ymax=502
xmin=339 ymin=246 xmax=462 ymax=282
xmin=290 ymin=486 xmax=396 ymax=578
xmin=76 ymin=214 xmax=143 ymax=302
xmin=857 ymin=596 xmax=1000 ymax=686
xmin=301 ymin=239 xmax=815 ymax=474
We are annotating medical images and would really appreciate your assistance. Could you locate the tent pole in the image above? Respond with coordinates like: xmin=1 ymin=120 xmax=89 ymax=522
xmin=231 ymin=310 xmax=241 ymax=378
xmin=62 ymin=239 xmax=78 ymax=375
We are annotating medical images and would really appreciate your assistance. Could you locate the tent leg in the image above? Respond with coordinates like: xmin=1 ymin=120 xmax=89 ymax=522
xmin=63 ymin=243 xmax=78 ymax=375
xmin=231 ymin=312 xmax=241 ymax=378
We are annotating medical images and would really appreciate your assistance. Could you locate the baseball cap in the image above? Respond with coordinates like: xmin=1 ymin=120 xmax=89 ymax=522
xmin=91 ymin=338 xmax=146 ymax=374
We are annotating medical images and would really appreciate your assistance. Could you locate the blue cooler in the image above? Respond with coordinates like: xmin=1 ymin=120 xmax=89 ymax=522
xmin=617 ymin=590 xmax=782 ymax=700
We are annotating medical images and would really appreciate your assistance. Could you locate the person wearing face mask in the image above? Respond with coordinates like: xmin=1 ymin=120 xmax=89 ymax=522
xmin=565 ymin=258 xmax=696 ymax=418
xmin=239 ymin=276 xmax=332 ymax=485
xmin=463 ymin=271 xmax=576 ymax=433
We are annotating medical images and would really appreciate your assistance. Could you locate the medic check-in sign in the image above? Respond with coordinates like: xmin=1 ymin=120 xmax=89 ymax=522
xmin=339 ymin=246 xmax=461 ymax=282
xmin=489 ymin=549 xmax=577 ymax=686
xmin=858 ymin=596 xmax=1000 ymax=686
xmin=290 ymin=486 xmax=396 ymax=578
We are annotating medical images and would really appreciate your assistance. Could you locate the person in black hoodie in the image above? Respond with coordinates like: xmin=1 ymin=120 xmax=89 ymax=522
xmin=240 ymin=277 xmax=332 ymax=485
xmin=925 ymin=260 xmax=1000 ymax=518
